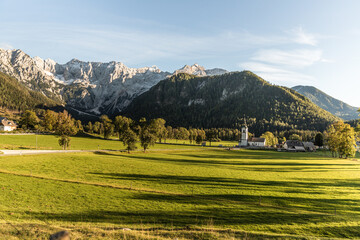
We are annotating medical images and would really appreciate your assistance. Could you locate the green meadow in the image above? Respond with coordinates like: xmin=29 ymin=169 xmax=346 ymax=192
xmin=0 ymin=135 xmax=359 ymax=239
xmin=0 ymin=134 xmax=199 ymax=151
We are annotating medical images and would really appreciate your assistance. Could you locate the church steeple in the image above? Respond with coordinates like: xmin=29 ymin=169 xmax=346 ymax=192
xmin=240 ymin=116 xmax=248 ymax=147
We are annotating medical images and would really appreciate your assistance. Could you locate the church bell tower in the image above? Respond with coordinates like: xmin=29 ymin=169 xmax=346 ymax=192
xmin=239 ymin=119 xmax=248 ymax=147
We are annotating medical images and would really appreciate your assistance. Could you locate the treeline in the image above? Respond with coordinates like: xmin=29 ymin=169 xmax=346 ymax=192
xmin=19 ymin=109 xmax=79 ymax=149
xmin=17 ymin=108 xmax=325 ymax=146
xmin=85 ymin=116 xmax=207 ymax=147
xmin=19 ymin=109 xmax=208 ymax=152
xmin=84 ymin=116 xmax=325 ymax=148
xmin=18 ymin=110 xmax=358 ymax=154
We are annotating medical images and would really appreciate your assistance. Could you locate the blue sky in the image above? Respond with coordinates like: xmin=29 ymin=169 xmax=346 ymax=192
xmin=0 ymin=0 xmax=359 ymax=106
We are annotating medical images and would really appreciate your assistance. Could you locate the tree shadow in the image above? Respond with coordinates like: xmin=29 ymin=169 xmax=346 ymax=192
xmin=88 ymin=172 xmax=360 ymax=196
xmin=118 ymin=153 xmax=355 ymax=169
xmin=24 ymin=207 xmax=335 ymax=226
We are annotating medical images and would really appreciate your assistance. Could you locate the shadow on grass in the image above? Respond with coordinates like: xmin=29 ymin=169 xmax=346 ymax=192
xmin=100 ymin=152 xmax=356 ymax=170
xmin=26 ymin=206 xmax=337 ymax=226
xmin=94 ymin=149 xmax=359 ymax=173
xmin=24 ymin=199 xmax=359 ymax=240
xmin=89 ymin=172 xmax=360 ymax=196
xmin=131 ymin=192 xmax=360 ymax=212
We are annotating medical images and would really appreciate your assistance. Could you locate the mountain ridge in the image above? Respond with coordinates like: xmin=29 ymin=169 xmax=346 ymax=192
xmin=292 ymin=85 xmax=359 ymax=120
xmin=123 ymin=71 xmax=339 ymax=135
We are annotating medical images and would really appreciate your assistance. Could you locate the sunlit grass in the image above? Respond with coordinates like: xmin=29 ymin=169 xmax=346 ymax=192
xmin=0 ymin=135 xmax=359 ymax=239
xmin=0 ymin=134 xmax=202 ymax=151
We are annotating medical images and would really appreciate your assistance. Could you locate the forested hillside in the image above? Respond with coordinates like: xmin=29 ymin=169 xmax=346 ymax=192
xmin=0 ymin=71 xmax=58 ymax=111
xmin=292 ymin=85 xmax=359 ymax=120
xmin=124 ymin=71 xmax=339 ymax=135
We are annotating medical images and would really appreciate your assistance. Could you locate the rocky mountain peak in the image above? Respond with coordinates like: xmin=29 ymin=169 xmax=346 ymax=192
xmin=174 ymin=63 xmax=207 ymax=76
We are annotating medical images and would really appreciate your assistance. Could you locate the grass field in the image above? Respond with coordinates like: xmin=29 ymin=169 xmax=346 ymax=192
xmin=0 ymin=135 xmax=359 ymax=239
xmin=0 ymin=134 xmax=204 ymax=151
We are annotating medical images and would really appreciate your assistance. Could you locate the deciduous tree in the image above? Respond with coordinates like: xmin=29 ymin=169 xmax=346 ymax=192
xmin=54 ymin=111 xmax=78 ymax=150
xmin=139 ymin=129 xmax=157 ymax=152
xmin=114 ymin=115 xmax=133 ymax=141
xmin=122 ymin=129 xmax=138 ymax=153
xmin=20 ymin=110 xmax=39 ymax=130
xmin=85 ymin=122 xmax=93 ymax=134
xmin=149 ymin=118 xmax=167 ymax=143
xmin=42 ymin=110 xmax=57 ymax=131
xmin=327 ymin=121 xmax=356 ymax=158
xmin=100 ymin=115 xmax=114 ymax=139
xmin=260 ymin=131 xmax=278 ymax=147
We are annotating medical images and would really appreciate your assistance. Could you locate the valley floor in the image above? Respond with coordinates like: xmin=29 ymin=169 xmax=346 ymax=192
xmin=0 ymin=135 xmax=358 ymax=239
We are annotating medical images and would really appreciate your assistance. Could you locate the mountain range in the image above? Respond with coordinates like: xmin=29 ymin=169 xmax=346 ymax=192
xmin=0 ymin=49 xmax=227 ymax=115
xmin=0 ymin=48 xmax=357 ymax=133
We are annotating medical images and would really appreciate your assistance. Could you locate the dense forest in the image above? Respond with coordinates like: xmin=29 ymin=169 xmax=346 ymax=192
xmin=0 ymin=71 xmax=58 ymax=111
xmin=123 ymin=71 xmax=339 ymax=135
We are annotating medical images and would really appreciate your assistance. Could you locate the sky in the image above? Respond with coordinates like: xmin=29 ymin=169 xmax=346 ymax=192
xmin=0 ymin=0 xmax=359 ymax=106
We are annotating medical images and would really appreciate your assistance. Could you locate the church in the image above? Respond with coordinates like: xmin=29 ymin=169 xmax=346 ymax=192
xmin=239 ymin=125 xmax=266 ymax=147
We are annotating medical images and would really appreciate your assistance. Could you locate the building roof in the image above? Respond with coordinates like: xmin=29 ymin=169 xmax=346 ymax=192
xmin=285 ymin=140 xmax=304 ymax=147
xmin=249 ymin=137 xmax=266 ymax=143
xmin=303 ymin=142 xmax=315 ymax=147
xmin=0 ymin=117 xmax=16 ymax=127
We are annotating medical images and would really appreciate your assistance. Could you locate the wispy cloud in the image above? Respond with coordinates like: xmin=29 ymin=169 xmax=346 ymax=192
xmin=239 ymin=27 xmax=330 ymax=86
xmin=0 ymin=22 xmax=303 ymax=66
xmin=240 ymin=62 xmax=315 ymax=84
xmin=251 ymin=49 xmax=324 ymax=68
xmin=289 ymin=26 xmax=319 ymax=46
xmin=0 ymin=42 xmax=13 ymax=50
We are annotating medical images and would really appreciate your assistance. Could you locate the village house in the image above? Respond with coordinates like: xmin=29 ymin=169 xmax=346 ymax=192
xmin=303 ymin=142 xmax=316 ymax=152
xmin=0 ymin=117 xmax=17 ymax=131
xmin=283 ymin=140 xmax=306 ymax=152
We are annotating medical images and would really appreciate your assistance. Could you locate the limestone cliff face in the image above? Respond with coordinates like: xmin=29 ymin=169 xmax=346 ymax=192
xmin=0 ymin=49 xmax=63 ymax=101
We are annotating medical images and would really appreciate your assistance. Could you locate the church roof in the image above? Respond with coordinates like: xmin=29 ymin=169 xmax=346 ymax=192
xmin=249 ymin=137 xmax=266 ymax=143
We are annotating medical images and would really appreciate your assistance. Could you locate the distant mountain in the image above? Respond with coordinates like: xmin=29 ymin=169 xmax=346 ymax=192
xmin=173 ymin=63 xmax=228 ymax=76
xmin=0 ymin=71 xmax=57 ymax=111
xmin=0 ymin=48 xmax=227 ymax=115
xmin=124 ymin=71 xmax=339 ymax=135
xmin=292 ymin=85 xmax=359 ymax=120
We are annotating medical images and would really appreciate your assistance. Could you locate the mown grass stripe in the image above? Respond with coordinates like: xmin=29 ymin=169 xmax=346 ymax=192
xmin=0 ymin=169 xmax=183 ymax=196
